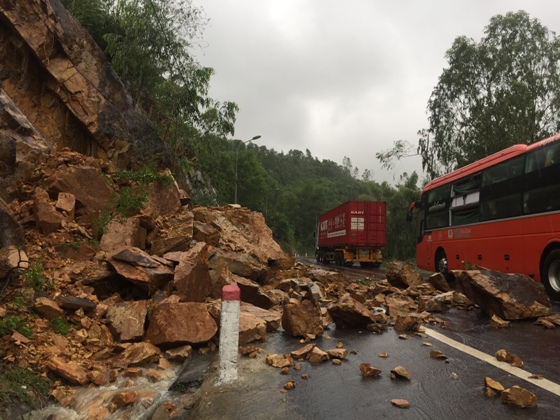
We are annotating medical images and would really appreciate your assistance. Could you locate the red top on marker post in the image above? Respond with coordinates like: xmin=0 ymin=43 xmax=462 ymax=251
xmin=222 ymin=284 xmax=240 ymax=301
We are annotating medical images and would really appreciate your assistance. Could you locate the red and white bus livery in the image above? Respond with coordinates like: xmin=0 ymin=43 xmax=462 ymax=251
xmin=408 ymin=133 xmax=560 ymax=301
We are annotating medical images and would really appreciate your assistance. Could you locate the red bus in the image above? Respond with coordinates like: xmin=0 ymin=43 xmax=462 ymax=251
xmin=407 ymin=133 xmax=560 ymax=301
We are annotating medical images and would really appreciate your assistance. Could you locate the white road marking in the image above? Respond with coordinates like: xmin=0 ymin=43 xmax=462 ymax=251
xmin=424 ymin=327 xmax=560 ymax=397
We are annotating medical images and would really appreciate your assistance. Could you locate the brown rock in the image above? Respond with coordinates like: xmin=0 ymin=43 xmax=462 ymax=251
xmin=327 ymin=294 xmax=376 ymax=328
xmin=491 ymin=314 xmax=510 ymax=329
xmin=208 ymin=262 xmax=235 ymax=300
xmin=1 ymin=0 xmax=171 ymax=170
xmin=385 ymin=294 xmax=417 ymax=319
xmin=0 ymin=246 xmax=28 ymax=279
xmin=485 ymin=377 xmax=505 ymax=393
xmin=150 ymin=211 xmax=194 ymax=255
xmin=394 ymin=313 xmax=425 ymax=332
xmin=172 ymin=242 xmax=212 ymax=302
xmin=193 ymin=220 xmax=221 ymax=247
xmin=307 ymin=268 xmax=349 ymax=288
xmin=241 ymin=302 xmax=282 ymax=332
xmin=495 ymin=349 xmax=523 ymax=368
xmin=266 ymin=354 xmax=293 ymax=368
xmin=456 ymin=269 xmax=551 ymax=320
xmin=209 ymin=249 xmax=268 ymax=284
xmin=284 ymin=381 xmax=296 ymax=390
xmin=165 ymin=345 xmax=193 ymax=361
xmin=108 ymin=247 xmax=173 ymax=293
xmin=211 ymin=206 xmax=295 ymax=276
xmin=326 ymin=348 xmax=348 ymax=359
xmin=88 ymin=364 xmax=110 ymax=386
xmin=282 ymin=299 xmax=324 ymax=337
xmin=100 ymin=218 xmax=147 ymax=252
xmin=112 ymin=391 xmax=139 ymax=408
xmin=291 ymin=344 xmax=316 ymax=360
xmin=391 ymin=366 xmax=411 ymax=380
xmin=46 ymin=165 xmax=115 ymax=212
xmin=113 ymin=342 xmax=161 ymax=368
xmin=33 ymin=187 xmax=64 ymax=234
xmin=307 ymin=347 xmax=329 ymax=363
xmin=386 ymin=260 xmax=424 ymax=288
xmin=145 ymin=302 xmax=218 ymax=347
xmin=417 ymin=295 xmax=449 ymax=312
xmin=501 ymin=385 xmax=537 ymax=408
xmin=46 ymin=356 xmax=89 ymax=385
xmin=105 ymin=300 xmax=148 ymax=342
xmin=123 ymin=368 xmax=143 ymax=378
xmin=391 ymin=399 xmax=410 ymax=408
xmin=142 ymin=170 xmax=182 ymax=217
xmin=360 ymin=363 xmax=382 ymax=377
xmin=239 ymin=313 xmax=267 ymax=345
xmin=429 ymin=350 xmax=448 ymax=360
xmin=428 ymin=272 xmax=451 ymax=292
xmin=235 ymin=275 xmax=276 ymax=309
xmin=55 ymin=192 xmax=76 ymax=220
xmin=34 ymin=297 xmax=64 ymax=320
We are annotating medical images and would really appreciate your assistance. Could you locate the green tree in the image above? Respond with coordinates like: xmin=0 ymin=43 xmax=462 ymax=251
xmin=419 ymin=11 xmax=560 ymax=178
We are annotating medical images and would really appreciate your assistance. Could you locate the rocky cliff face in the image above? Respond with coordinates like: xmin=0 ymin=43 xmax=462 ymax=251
xmin=0 ymin=0 xmax=170 ymax=175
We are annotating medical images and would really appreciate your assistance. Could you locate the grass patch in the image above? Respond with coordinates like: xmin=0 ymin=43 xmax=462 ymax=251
xmin=0 ymin=316 xmax=33 ymax=339
xmin=22 ymin=259 xmax=51 ymax=292
xmin=0 ymin=365 xmax=53 ymax=410
xmin=50 ymin=316 xmax=70 ymax=337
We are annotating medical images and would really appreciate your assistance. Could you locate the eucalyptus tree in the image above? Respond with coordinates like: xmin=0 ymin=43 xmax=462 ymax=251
xmin=419 ymin=11 xmax=560 ymax=178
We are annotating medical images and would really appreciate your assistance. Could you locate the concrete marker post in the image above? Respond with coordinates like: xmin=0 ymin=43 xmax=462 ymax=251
xmin=217 ymin=284 xmax=240 ymax=385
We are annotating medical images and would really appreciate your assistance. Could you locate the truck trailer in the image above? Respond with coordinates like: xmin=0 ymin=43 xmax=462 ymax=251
xmin=316 ymin=200 xmax=386 ymax=267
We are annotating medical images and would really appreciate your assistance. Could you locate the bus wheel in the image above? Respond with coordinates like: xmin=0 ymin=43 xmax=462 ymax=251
xmin=436 ymin=251 xmax=450 ymax=279
xmin=542 ymin=249 xmax=560 ymax=302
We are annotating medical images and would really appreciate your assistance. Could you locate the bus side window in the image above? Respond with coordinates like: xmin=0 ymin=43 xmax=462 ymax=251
xmin=524 ymin=143 xmax=560 ymax=214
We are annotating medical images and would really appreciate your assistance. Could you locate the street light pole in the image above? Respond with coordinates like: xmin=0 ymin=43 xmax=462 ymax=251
xmin=234 ymin=135 xmax=261 ymax=204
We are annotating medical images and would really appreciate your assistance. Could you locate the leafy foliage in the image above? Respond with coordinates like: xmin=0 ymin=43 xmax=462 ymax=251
xmin=50 ymin=316 xmax=71 ymax=337
xmin=419 ymin=11 xmax=560 ymax=178
xmin=22 ymin=260 xmax=51 ymax=293
xmin=0 ymin=316 xmax=33 ymax=339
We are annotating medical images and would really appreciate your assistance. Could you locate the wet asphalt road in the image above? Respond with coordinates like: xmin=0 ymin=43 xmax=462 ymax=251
xmin=188 ymin=261 xmax=560 ymax=420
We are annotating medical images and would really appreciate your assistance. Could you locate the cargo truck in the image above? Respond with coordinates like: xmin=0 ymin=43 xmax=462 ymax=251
xmin=315 ymin=200 xmax=386 ymax=267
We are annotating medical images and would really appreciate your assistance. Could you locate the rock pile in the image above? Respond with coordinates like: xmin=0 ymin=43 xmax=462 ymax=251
xmin=1 ymin=150 xmax=557 ymax=417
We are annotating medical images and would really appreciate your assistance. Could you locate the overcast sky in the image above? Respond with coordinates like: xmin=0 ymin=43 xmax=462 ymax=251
xmin=193 ymin=1 xmax=560 ymax=184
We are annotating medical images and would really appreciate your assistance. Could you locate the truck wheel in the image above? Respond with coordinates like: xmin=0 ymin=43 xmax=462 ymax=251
xmin=337 ymin=251 xmax=344 ymax=266
xmin=541 ymin=249 xmax=560 ymax=302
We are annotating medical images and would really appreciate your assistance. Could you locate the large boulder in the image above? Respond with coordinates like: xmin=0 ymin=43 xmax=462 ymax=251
xmin=105 ymin=300 xmax=148 ymax=342
xmin=386 ymin=260 xmax=424 ymax=288
xmin=171 ymin=242 xmax=212 ymax=302
xmin=281 ymin=299 xmax=324 ymax=337
xmin=145 ymin=301 xmax=218 ymax=348
xmin=107 ymin=247 xmax=173 ymax=294
xmin=196 ymin=206 xmax=294 ymax=282
xmin=327 ymin=294 xmax=376 ymax=328
xmin=455 ymin=269 xmax=551 ymax=320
